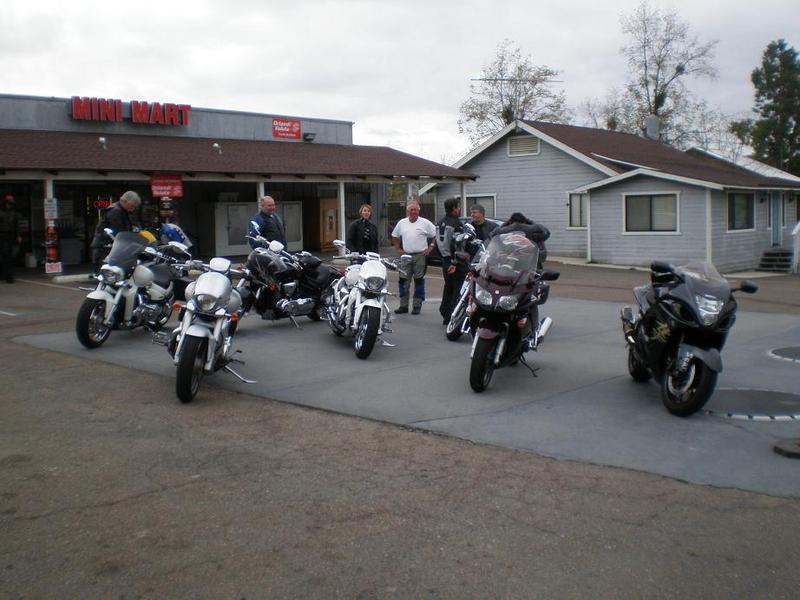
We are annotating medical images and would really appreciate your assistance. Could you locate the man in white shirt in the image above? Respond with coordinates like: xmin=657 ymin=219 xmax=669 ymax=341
xmin=391 ymin=201 xmax=436 ymax=314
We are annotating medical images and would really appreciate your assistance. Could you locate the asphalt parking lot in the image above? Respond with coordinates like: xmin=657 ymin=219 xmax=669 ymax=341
xmin=2 ymin=262 xmax=800 ymax=597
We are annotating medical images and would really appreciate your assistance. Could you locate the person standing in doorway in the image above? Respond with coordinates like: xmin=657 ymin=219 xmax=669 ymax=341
xmin=391 ymin=201 xmax=436 ymax=315
xmin=90 ymin=190 xmax=141 ymax=272
xmin=0 ymin=194 xmax=21 ymax=283
xmin=346 ymin=203 xmax=379 ymax=254
xmin=248 ymin=195 xmax=287 ymax=249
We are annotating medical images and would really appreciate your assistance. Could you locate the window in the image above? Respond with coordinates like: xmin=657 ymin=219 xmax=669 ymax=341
xmin=727 ymin=192 xmax=755 ymax=231
xmin=568 ymin=193 xmax=587 ymax=228
xmin=459 ymin=195 xmax=496 ymax=218
xmin=624 ymin=194 xmax=677 ymax=232
xmin=507 ymin=135 xmax=540 ymax=157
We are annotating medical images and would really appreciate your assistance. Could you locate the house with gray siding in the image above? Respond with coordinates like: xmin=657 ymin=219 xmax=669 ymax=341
xmin=422 ymin=120 xmax=800 ymax=271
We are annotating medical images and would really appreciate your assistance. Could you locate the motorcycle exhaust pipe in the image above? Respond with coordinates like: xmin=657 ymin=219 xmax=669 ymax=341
xmin=276 ymin=298 xmax=315 ymax=316
xmin=538 ymin=317 xmax=553 ymax=340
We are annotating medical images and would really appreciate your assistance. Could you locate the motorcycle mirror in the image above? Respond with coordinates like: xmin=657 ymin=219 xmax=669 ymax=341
xmin=541 ymin=269 xmax=560 ymax=281
xmin=250 ymin=221 xmax=260 ymax=229
xmin=650 ymin=260 xmax=673 ymax=274
xmin=268 ymin=240 xmax=285 ymax=253
xmin=735 ymin=280 xmax=759 ymax=294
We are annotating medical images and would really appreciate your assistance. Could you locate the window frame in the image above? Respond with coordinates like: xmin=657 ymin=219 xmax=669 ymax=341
xmin=506 ymin=135 xmax=540 ymax=157
xmin=726 ymin=192 xmax=756 ymax=233
xmin=567 ymin=192 xmax=588 ymax=229
xmin=621 ymin=191 xmax=680 ymax=235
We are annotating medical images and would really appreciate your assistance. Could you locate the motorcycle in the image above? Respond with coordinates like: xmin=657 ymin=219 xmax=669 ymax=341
xmin=445 ymin=223 xmax=486 ymax=342
xmin=243 ymin=226 xmax=339 ymax=327
xmin=468 ymin=232 xmax=559 ymax=392
xmin=620 ymin=260 xmax=758 ymax=416
xmin=323 ymin=240 xmax=407 ymax=359
xmin=160 ymin=256 xmax=255 ymax=403
xmin=76 ymin=229 xmax=190 ymax=349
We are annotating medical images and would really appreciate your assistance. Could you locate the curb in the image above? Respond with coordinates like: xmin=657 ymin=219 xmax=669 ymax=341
xmin=52 ymin=273 xmax=93 ymax=283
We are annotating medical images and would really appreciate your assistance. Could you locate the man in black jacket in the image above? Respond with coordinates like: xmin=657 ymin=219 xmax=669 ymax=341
xmin=248 ymin=196 xmax=287 ymax=249
xmin=437 ymin=197 xmax=466 ymax=324
xmin=90 ymin=190 xmax=141 ymax=271
xmin=346 ymin=203 xmax=379 ymax=254
xmin=490 ymin=212 xmax=549 ymax=268
xmin=468 ymin=204 xmax=498 ymax=242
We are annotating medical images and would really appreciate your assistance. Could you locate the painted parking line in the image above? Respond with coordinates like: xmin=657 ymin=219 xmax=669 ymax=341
xmin=0 ymin=310 xmax=19 ymax=316
xmin=15 ymin=279 xmax=84 ymax=291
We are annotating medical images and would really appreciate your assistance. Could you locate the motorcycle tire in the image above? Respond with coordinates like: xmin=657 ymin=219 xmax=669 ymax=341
xmin=76 ymin=298 xmax=111 ymax=349
xmin=307 ymin=301 xmax=324 ymax=321
xmin=445 ymin=306 xmax=466 ymax=342
xmin=176 ymin=335 xmax=208 ymax=404
xmin=470 ymin=336 xmax=497 ymax=393
xmin=354 ymin=306 xmax=380 ymax=359
xmin=627 ymin=348 xmax=651 ymax=382
xmin=661 ymin=356 xmax=717 ymax=417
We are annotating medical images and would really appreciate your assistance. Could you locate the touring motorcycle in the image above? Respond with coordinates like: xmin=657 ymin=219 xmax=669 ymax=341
xmin=621 ymin=260 xmax=757 ymax=416
xmin=76 ymin=230 xmax=190 ymax=348
xmin=468 ymin=232 xmax=559 ymax=392
xmin=323 ymin=240 xmax=407 ymax=359
xmin=160 ymin=256 xmax=254 ymax=403
xmin=244 ymin=226 xmax=338 ymax=326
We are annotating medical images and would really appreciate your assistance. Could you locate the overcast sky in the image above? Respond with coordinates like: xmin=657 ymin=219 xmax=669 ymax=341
xmin=2 ymin=0 xmax=798 ymax=163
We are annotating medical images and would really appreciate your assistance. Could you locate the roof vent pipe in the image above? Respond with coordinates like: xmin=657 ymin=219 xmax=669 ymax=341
xmin=644 ymin=115 xmax=660 ymax=140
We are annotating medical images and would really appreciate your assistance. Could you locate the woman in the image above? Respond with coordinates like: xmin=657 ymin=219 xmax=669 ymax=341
xmin=346 ymin=203 xmax=379 ymax=254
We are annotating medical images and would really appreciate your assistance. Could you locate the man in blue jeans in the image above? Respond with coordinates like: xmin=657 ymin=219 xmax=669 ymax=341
xmin=391 ymin=201 xmax=436 ymax=314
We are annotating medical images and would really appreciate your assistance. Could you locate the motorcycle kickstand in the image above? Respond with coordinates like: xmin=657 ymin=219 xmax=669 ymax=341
xmin=378 ymin=336 xmax=396 ymax=347
xmin=222 ymin=364 xmax=257 ymax=384
xmin=288 ymin=315 xmax=302 ymax=329
xmin=518 ymin=354 xmax=539 ymax=377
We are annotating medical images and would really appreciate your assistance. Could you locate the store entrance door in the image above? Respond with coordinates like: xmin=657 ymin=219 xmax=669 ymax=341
xmin=214 ymin=202 xmax=253 ymax=256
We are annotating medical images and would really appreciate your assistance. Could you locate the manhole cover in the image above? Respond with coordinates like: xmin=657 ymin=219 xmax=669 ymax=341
xmin=704 ymin=388 xmax=800 ymax=421
xmin=769 ymin=347 xmax=800 ymax=364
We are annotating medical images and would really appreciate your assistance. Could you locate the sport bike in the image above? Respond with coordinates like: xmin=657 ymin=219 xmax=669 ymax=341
xmin=621 ymin=260 xmax=757 ymax=416
xmin=468 ymin=232 xmax=559 ymax=392
xmin=76 ymin=230 xmax=190 ymax=349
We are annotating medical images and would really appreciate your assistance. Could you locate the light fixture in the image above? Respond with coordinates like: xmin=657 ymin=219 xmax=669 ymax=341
xmin=98 ymin=136 xmax=107 ymax=150
xmin=212 ymin=142 xmax=222 ymax=154
xmin=303 ymin=132 xmax=316 ymax=142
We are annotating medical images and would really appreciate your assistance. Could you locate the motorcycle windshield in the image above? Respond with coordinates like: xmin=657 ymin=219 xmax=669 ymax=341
xmin=105 ymin=232 xmax=149 ymax=272
xmin=675 ymin=261 xmax=730 ymax=299
xmin=478 ymin=233 xmax=539 ymax=291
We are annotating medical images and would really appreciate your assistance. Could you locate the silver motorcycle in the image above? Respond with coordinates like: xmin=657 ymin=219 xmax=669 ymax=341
xmin=160 ymin=257 xmax=255 ymax=403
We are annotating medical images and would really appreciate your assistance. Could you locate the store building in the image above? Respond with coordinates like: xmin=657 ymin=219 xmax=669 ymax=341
xmin=0 ymin=93 xmax=474 ymax=268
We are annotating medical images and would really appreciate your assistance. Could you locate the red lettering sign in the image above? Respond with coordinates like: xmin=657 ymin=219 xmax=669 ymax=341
xmin=71 ymin=97 xmax=191 ymax=126
xmin=93 ymin=199 xmax=112 ymax=209
xmin=272 ymin=118 xmax=302 ymax=139
xmin=150 ymin=173 xmax=183 ymax=198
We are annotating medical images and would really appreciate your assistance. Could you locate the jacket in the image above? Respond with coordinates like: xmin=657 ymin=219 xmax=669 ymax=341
xmin=91 ymin=202 xmax=134 ymax=249
xmin=346 ymin=218 xmax=379 ymax=254
xmin=435 ymin=214 xmax=463 ymax=269
xmin=248 ymin=211 xmax=286 ymax=249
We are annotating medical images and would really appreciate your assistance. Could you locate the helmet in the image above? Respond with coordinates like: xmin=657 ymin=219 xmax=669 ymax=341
xmin=138 ymin=230 xmax=157 ymax=244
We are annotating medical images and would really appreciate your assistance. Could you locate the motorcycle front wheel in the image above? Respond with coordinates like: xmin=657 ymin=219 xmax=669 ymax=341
xmin=470 ymin=337 xmax=497 ymax=392
xmin=354 ymin=306 xmax=380 ymax=359
xmin=176 ymin=335 xmax=208 ymax=403
xmin=627 ymin=348 xmax=651 ymax=382
xmin=445 ymin=304 xmax=466 ymax=341
xmin=661 ymin=356 xmax=717 ymax=417
xmin=76 ymin=298 xmax=111 ymax=348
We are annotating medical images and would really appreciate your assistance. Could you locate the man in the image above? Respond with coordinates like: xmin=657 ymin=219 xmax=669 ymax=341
xmin=248 ymin=196 xmax=286 ymax=249
xmin=490 ymin=212 xmax=550 ymax=268
xmin=469 ymin=204 xmax=498 ymax=242
xmin=90 ymin=190 xmax=141 ymax=271
xmin=391 ymin=201 xmax=436 ymax=315
xmin=436 ymin=197 xmax=465 ymax=324
xmin=346 ymin=203 xmax=379 ymax=254
xmin=0 ymin=194 xmax=21 ymax=283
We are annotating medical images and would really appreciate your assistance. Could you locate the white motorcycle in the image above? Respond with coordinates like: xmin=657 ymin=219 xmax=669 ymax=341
xmin=160 ymin=256 xmax=255 ymax=403
xmin=76 ymin=230 xmax=190 ymax=349
xmin=323 ymin=240 xmax=408 ymax=359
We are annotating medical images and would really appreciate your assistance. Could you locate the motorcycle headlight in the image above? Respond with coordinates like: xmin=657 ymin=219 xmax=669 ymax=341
xmin=474 ymin=283 xmax=493 ymax=307
xmin=100 ymin=265 xmax=124 ymax=284
xmin=695 ymin=294 xmax=724 ymax=326
xmin=364 ymin=276 xmax=385 ymax=292
xmin=497 ymin=294 xmax=520 ymax=311
xmin=195 ymin=293 xmax=219 ymax=313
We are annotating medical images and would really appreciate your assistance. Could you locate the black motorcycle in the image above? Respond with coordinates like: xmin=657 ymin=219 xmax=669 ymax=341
xmin=621 ymin=260 xmax=758 ymax=416
xmin=468 ymin=232 xmax=559 ymax=392
xmin=242 ymin=234 xmax=338 ymax=326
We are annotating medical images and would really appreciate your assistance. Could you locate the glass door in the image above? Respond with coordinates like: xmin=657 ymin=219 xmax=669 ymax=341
xmin=215 ymin=202 xmax=254 ymax=255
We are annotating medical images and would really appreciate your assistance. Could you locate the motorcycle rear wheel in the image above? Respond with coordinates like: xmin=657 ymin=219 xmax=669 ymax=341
xmin=470 ymin=337 xmax=497 ymax=392
xmin=354 ymin=306 xmax=380 ymax=359
xmin=76 ymin=298 xmax=111 ymax=348
xmin=627 ymin=348 xmax=651 ymax=382
xmin=661 ymin=357 xmax=717 ymax=417
xmin=445 ymin=305 xmax=466 ymax=341
xmin=176 ymin=336 xmax=208 ymax=403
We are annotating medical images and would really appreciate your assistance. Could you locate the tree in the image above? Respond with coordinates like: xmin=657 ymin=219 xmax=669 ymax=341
xmin=732 ymin=40 xmax=800 ymax=175
xmin=458 ymin=39 xmax=570 ymax=146
xmin=581 ymin=1 xmax=719 ymax=147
